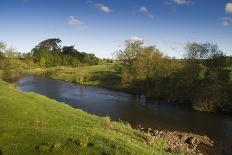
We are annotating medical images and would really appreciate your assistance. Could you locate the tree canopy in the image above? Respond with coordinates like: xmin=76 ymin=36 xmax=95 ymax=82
xmin=32 ymin=38 xmax=100 ymax=67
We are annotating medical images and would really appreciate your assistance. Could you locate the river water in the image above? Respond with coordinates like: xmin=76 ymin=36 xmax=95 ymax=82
xmin=17 ymin=75 xmax=232 ymax=154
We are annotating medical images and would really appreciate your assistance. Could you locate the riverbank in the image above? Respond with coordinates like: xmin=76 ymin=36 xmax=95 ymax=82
xmin=138 ymin=128 xmax=215 ymax=154
xmin=0 ymin=80 xmax=176 ymax=154
xmin=28 ymin=65 xmax=232 ymax=116
xmin=27 ymin=65 xmax=123 ymax=90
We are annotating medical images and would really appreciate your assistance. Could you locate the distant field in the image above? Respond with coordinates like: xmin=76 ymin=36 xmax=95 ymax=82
xmin=0 ymin=80 xmax=172 ymax=155
xmin=43 ymin=64 xmax=122 ymax=90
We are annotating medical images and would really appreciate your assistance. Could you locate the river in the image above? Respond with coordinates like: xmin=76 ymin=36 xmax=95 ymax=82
xmin=17 ymin=75 xmax=232 ymax=154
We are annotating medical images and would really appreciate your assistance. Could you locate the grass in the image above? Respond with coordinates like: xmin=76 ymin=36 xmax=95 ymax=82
xmin=43 ymin=64 xmax=122 ymax=90
xmin=0 ymin=80 xmax=176 ymax=155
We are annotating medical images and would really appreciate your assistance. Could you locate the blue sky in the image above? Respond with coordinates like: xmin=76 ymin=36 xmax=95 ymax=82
xmin=0 ymin=0 xmax=232 ymax=58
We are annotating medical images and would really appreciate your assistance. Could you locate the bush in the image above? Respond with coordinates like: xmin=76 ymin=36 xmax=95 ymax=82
xmin=2 ymin=60 xmax=27 ymax=82
xmin=0 ymin=70 xmax=2 ymax=80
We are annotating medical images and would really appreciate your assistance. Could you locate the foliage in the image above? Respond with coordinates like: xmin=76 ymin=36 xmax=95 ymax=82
xmin=0 ymin=41 xmax=6 ymax=52
xmin=115 ymin=40 xmax=182 ymax=95
xmin=32 ymin=38 xmax=100 ymax=67
xmin=0 ymin=47 xmax=28 ymax=81
xmin=0 ymin=39 xmax=102 ymax=82
xmin=2 ymin=59 xmax=27 ymax=81
xmin=0 ymin=43 xmax=37 ymax=81
xmin=115 ymin=41 xmax=232 ymax=113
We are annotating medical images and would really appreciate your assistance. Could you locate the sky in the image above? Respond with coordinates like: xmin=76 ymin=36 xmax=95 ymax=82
xmin=0 ymin=0 xmax=232 ymax=58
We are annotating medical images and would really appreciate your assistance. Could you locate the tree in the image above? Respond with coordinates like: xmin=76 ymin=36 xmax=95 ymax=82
xmin=114 ymin=40 xmax=143 ymax=68
xmin=62 ymin=46 xmax=78 ymax=56
xmin=114 ymin=40 xmax=169 ymax=95
xmin=0 ymin=41 xmax=6 ymax=53
xmin=22 ymin=52 xmax=34 ymax=69
xmin=184 ymin=42 xmax=223 ymax=60
xmin=32 ymin=38 xmax=62 ymax=67
xmin=133 ymin=46 xmax=164 ymax=80
xmin=183 ymin=42 xmax=232 ymax=112
xmin=1 ymin=48 xmax=27 ymax=81
xmin=39 ymin=57 xmax=46 ymax=68
xmin=34 ymin=38 xmax=62 ymax=52
xmin=184 ymin=42 xmax=224 ymax=69
xmin=184 ymin=42 xmax=224 ymax=79
xmin=0 ymin=41 xmax=6 ymax=70
xmin=71 ymin=58 xmax=80 ymax=67
xmin=53 ymin=53 xmax=62 ymax=66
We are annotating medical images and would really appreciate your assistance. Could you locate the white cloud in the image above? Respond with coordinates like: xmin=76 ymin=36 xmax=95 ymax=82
xmin=96 ymin=3 xmax=111 ymax=13
xmin=68 ymin=16 xmax=82 ymax=26
xmin=222 ymin=17 xmax=232 ymax=26
xmin=167 ymin=0 xmax=193 ymax=6
xmin=225 ymin=3 xmax=232 ymax=14
xmin=130 ymin=36 xmax=144 ymax=42
xmin=170 ymin=42 xmax=184 ymax=51
xmin=139 ymin=6 xmax=154 ymax=19
xmin=148 ymin=14 xmax=154 ymax=19
xmin=139 ymin=6 xmax=148 ymax=13
xmin=68 ymin=16 xmax=87 ymax=29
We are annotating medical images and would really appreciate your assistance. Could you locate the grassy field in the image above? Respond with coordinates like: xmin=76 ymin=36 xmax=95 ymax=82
xmin=0 ymin=80 xmax=177 ymax=155
xmin=43 ymin=64 xmax=122 ymax=90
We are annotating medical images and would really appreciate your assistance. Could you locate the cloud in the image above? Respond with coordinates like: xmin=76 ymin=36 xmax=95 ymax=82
xmin=68 ymin=16 xmax=82 ymax=26
xmin=170 ymin=42 xmax=185 ymax=51
xmin=166 ymin=0 xmax=193 ymax=6
xmin=225 ymin=3 xmax=232 ymax=14
xmin=222 ymin=17 xmax=232 ymax=26
xmin=148 ymin=14 xmax=154 ymax=19
xmin=139 ymin=6 xmax=154 ymax=19
xmin=130 ymin=36 xmax=144 ymax=42
xmin=139 ymin=6 xmax=148 ymax=13
xmin=68 ymin=16 xmax=87 ymax=29
xmin=96 ymin=3 xmax=111 ymax=13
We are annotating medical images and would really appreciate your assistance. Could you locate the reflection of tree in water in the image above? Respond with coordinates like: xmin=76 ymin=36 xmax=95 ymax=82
xmin=79 ymin=85 xmax=84 ymax=97
xmin=135 ymin=95 xmax=140 ymax=104
xmin=140 ymin=95 xmax=146 ymax=105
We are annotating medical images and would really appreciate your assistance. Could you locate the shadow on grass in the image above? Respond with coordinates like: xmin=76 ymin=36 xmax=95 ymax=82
xmin=89 ymin=70 xmax=121 ymax=89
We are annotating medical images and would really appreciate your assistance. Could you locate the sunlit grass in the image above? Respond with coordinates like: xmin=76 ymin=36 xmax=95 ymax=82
xmin=43 ymin=64 xmax=122 ymax=90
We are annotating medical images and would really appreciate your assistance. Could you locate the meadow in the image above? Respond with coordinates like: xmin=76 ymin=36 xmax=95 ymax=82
xmin=43 ymin=64 xmax=122 ymax=90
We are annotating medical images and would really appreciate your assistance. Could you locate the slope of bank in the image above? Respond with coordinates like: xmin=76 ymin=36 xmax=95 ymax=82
xmin=0 ymin=80 xmax=173 ymax=155
xmin=31 ymin=65 xmax=123 ymax=90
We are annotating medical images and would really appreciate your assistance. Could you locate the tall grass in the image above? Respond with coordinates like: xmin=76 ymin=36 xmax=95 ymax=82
xmin=44 ymin=64 xmax=122 ymax=90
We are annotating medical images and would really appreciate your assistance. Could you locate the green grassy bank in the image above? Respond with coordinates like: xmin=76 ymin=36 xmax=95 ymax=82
xmin=41 ymin=64 xmax=122 ymax=90
xmin=0 ymin=80 xmax=176 ymax=155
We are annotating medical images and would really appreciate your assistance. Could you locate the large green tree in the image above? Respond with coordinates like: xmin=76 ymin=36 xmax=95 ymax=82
xmin=32 ymin=39 xmax=100 ymax=67
xmin=35 ymin=38 xmax=62 ymax=52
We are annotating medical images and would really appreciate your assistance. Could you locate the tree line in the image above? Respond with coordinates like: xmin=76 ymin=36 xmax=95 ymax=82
xmin=0 ymin=38 xmax=101 ymax=81
xmin=32 ymin=38 xmax=99 ymax=67
xmin=115 ymin=40 xmax=232 ymax=113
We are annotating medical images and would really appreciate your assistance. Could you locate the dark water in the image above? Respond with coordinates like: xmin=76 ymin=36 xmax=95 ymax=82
xmin=17 ymin=75 xmax=232 ymax=154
